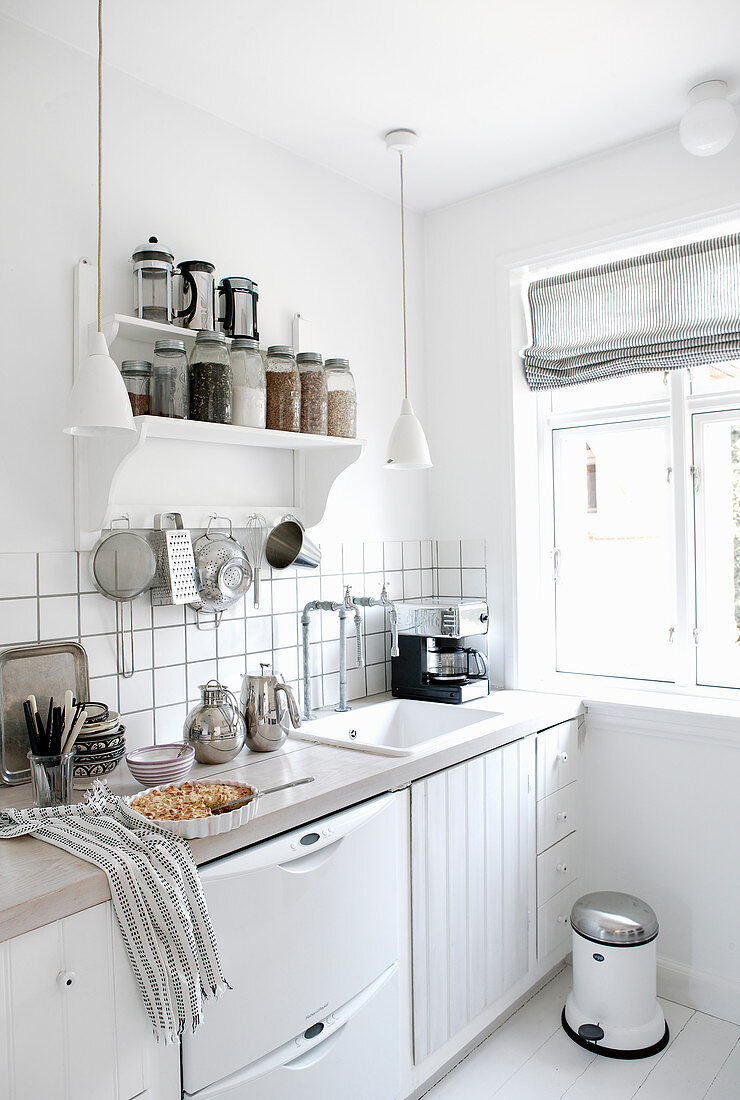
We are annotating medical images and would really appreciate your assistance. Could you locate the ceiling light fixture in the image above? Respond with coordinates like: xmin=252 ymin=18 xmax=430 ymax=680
xmin=63 ymin=0 xmax=135 ymax=436
xmin=383 ymin=129 xmax=432 ymax=471
xmin=679 ymin=80 xmax=737 ymax=157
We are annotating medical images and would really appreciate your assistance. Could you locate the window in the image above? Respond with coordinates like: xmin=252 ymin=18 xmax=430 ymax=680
xmin=539 ymin=364 xmax=740 ymax=691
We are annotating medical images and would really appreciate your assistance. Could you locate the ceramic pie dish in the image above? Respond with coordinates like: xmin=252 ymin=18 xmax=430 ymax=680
xmin=124 ymin=779 xmax=257 ymax=839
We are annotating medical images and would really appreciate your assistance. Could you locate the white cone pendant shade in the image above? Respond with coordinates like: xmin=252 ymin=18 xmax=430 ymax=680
xmin=384 ymin=398 xmax=432 ymax=469
xmin=63 ymin=331 xmax=136 ymax=436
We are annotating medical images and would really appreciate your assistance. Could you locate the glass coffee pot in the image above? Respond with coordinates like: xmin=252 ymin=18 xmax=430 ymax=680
xmin=131 ymin=236 xmax=175 ymax=323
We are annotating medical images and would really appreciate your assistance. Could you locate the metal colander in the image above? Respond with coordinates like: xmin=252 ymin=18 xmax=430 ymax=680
xmin=190 ymin=515 xmax=252 ymax=625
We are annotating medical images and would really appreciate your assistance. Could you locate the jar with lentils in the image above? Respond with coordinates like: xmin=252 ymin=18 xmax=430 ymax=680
xmin=325 ymin=358 xmax=357 ymax=438
xmin=189 ymin=330 xmax=232 ymax=424
xmin=265 ymin=346 xmax=300 ymax=432
xmin=297 ymin=352 xmax=328 ymax=435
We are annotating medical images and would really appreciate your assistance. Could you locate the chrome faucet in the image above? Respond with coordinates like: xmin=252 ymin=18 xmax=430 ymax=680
xmin=301 ymin=598 xmax=353 ymax=720
xmin=353 ymin=584 xmax=399 ymax=657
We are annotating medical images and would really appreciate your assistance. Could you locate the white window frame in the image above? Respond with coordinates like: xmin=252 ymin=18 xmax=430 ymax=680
xmin=529 ymin=366 xmax=740 ymax=697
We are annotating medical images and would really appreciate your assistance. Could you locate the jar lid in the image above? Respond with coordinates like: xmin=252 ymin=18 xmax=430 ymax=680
xmin=267 ymin=345 xmax=295 ymax=358
xmin=570 ymin=891 xmax=659 ymax=946
xmin=153 ymin=339 xmax=186 ymax=353
xmin=297 ymin=352 xmax=324 ymax=365
xmin=220 ymin=276 xmax=258 ymax=292
xmin=231 ymin=336 xmax=260 ymax=350
xmin=131 ymin=236 xmax=174 ymax=264
xmin=121 ymin=360 xmax=152 ymax=375
xmin=325 ymin=357 xmax=350 ymax=370
xmin=195 ymin=330 xmax=228 ymax=344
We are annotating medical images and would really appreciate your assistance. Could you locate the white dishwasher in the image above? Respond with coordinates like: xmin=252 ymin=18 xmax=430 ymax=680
xmin=182 ymin=792 xmax=402 ymax=1100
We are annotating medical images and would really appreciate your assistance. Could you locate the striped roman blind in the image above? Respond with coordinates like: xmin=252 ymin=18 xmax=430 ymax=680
xmin=521 ymin=233 xmax=740 ymax=390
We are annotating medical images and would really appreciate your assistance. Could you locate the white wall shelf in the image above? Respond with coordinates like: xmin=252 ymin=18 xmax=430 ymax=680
xmin=73 ymin=260 xmax=365 ymax=548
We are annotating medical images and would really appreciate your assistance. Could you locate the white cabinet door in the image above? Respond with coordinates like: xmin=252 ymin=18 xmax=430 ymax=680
xmin=410 ymin=736 xmax=535 ymax=1063
xmin=0 ymin=903 xmax=150 ymax=1100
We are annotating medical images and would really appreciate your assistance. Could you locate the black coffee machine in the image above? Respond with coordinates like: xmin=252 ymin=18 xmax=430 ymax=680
xmin=391 ymin=598 xmax=489 ymax=704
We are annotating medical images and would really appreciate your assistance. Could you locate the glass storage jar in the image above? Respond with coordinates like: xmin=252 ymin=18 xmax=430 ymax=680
xmin=189 ymin=330 xmax=232 ymax=424
xmin=297 ymin=352 xmax=328 ymax=435
xmin=231 ymin=337 xmax=266 ymax=427
xmin=151 ymin=339 xmax=188 ymax=419
xmin=325 ymin=358 xmax=357 ymax=438
xmin=121 ymin=360 xmax=151 ymax=417
xmin=131 ymin=236 xmax=175 ymax=323
xmin=265 ymin=346 xmax=300 ymax=432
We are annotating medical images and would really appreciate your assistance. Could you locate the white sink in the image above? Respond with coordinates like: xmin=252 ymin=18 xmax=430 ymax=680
xmin=291 ymin=698 xmax=501 ymax=757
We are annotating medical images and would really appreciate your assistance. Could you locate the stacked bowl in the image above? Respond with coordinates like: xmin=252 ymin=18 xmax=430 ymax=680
xmin=73 ymin=705 xmax=126 ymax=784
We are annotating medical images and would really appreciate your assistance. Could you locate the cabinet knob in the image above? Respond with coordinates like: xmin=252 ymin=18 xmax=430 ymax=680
xmin=556 ymin=811 xmax=568 ymax=822
xmin=57 ymin=971 xmax=76 ymax=990
xmin=556 ymin=863 xmax=568 ymax=873
xmin=556 ymin=914 xmax=569 ymax=924
xmin=558 ymin=752 xmax=568 ymax=763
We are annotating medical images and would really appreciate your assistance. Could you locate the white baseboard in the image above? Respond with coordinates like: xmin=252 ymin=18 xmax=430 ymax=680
xmin=658 ymin=955 xmax=740 ymax=1026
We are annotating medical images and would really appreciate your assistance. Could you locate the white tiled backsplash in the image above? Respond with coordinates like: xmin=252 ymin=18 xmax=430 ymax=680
xmin=0 ymin=539 xmax=487 ymax=753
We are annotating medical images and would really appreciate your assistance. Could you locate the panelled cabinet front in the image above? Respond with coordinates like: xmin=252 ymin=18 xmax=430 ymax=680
xmin=410 ymin=736 xmax=535 ymax=1063
xmin=0 ymin=902 xmax=153 ymax=1100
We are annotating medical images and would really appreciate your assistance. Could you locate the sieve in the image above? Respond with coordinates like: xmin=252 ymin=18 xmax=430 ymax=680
xmin=89 ymin=518 xmax=157 ymax=678
xmin=190 ymin=515 xmax=252 ymax=628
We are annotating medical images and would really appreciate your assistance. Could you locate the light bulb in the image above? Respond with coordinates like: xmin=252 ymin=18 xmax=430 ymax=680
xmin=680 ymin=80 xmax=737 ymax=157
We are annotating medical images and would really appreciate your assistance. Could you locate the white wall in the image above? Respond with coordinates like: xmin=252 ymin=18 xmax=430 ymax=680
xmin=0 ymin=16 xmax=430 ymax=553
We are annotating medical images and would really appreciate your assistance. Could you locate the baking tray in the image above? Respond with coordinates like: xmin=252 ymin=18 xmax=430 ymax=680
xmin=0 ymin=642 xmax=90 ymax=785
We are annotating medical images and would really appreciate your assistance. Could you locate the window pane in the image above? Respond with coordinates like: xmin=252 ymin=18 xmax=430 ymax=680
xmin=548 ymin=371 xmax=668 ymax=413
xmin=690 ymin=360 xmax=740 ymax=395
xmin=695 ymin=411 xmax=740 ymax=688
xmin=553 ymin=420 xmax=674 ymax=680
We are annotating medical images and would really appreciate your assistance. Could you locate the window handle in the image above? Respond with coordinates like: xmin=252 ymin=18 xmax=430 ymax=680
xmin=668 ymin=627 xmax=675 ymax=645
xmin=552 ymin=548 xmax=561 ymax=582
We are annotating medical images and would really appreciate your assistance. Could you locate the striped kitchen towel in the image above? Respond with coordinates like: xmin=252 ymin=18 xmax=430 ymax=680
xmin=0 ymin=780 xmax=229 ymax=1043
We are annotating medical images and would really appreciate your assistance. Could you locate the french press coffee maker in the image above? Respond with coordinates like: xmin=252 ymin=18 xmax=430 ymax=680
xmin=174 ymin=260 xmax=216 ymax=330
xmin=218 ymin=276 xmax=260 ymax=339
xmin=131 ymin=236 xmax=176 ymax=323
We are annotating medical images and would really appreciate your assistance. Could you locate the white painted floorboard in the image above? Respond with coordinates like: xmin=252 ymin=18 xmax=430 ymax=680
xmin=424 ymin=966 xmax=740 ymax=1100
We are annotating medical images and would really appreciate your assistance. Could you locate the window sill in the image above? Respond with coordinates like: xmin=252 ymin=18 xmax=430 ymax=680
xmin=523 ymin=675 xmax=740 ymax=747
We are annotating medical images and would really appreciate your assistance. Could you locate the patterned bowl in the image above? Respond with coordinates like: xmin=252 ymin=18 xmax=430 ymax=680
xmin=74 ymin=725 xmax=126 ymax=756
xmin=73 ymin=743 xmax=126 ymax=779
xmin=125 ymin=743 xmax=195 ymax=787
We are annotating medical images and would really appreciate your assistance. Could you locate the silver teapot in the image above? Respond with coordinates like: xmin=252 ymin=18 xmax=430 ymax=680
xmin=241 ymin=663 xmax=301 ymax=752
xmin=184 ymin=680 xmax=247 ymax=763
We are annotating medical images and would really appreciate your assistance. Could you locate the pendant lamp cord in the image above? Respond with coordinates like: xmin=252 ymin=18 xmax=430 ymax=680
xmin=97 ymin=0 xmax=103 ymax=332
xmin=399 ymin=150 xmax=409 ymax=401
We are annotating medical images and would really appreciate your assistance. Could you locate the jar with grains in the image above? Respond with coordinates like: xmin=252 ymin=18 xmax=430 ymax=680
xmin=151 ymin=339 xmax=188 ymax=419
xmin=121 ymin=360 xmax=151 ymax=417
xmin=231 ymin=337 xmax=266 ymax=428
xmin=297 ymin=352 xmax=328 ymax=435
xmin=325 ymin=358 xmax=357 ymax=438
xmin=265 ymin=346 xmax=300 ymax=432
xmin=189 ymin=330 xmax=232 ymax=424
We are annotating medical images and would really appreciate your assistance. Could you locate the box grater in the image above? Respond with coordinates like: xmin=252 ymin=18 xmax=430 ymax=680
xmin=149 ymin=513 xmax=200 ymax=605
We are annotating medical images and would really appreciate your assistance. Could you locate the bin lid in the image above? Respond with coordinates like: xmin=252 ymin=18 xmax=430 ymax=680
xmin=571 ymin=891 xmax=658 ymax=946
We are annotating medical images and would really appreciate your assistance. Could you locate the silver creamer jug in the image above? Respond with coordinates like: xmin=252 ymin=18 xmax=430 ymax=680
xmin=241 ymin=663 xmax=301 ymax=752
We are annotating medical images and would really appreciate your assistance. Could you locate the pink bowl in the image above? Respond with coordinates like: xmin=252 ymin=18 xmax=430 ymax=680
xmin=125 ymin=743 xmax=195 ymax=787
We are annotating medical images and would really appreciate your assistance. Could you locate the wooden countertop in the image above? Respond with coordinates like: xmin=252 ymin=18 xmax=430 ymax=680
xmin=0 ymin=691 xmax=582 ymax=942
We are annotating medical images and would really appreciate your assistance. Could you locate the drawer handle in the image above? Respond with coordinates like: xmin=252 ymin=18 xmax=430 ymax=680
xmin=57 ymin=971 xmax=76 ymax=990
xmin=556 ymin=914 xmax=569 ymax=924
xmin=558 ymin=752 xmax=568 ymax=763
xmin=556 ymin=811 xmax=568 ymax=822
xmin=556 ymin=863 xmax=568 ymax=873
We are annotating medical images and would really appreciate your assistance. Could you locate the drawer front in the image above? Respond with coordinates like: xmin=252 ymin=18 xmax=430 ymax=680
xmin=536 ymin=782 xmax=577 ymax=854
xmin=537 ymin=832 xmax=578 ymax=905
xmin=536 ymin=719 xmax=578 ymax=800
xmin=537 ymin=880 xmax=580 ymax=960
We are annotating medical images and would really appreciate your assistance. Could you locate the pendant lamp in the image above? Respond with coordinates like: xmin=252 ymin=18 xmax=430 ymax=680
xmin=383 ymin=129 xmax=432 ymax=470
xmin=63 ymin=0 xmax=135 ymax=436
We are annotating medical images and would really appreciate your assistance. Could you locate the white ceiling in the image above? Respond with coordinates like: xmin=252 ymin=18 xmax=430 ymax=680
xmin=3 ymin=0 xmax=740 ymax=211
